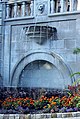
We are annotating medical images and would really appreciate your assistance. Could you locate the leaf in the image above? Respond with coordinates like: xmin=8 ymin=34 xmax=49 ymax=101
xmin=71 ymin=72 xmax=80 ymax=77
xmin=72 ymin=78 xmax=80 ymax=86
xmin=73 ymin=48 xmax=80 ymax=54
xmin=67 ymin=92 xmax=72 ymax=97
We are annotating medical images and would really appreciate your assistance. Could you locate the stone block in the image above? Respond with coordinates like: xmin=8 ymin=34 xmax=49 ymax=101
xmin=19 ymin=114 xmax=25 ymax=119
xmin=9 ymin=114 xmax=15 ymax=119
xmin=0 ymin=26 xmax=2 ymax=34
xmin=14 ymin=114 xmax=19 ymax=119
xmin=76 ymin=38 xmax=80 ymax=47
xmin=66 ymin=113 xmax=73 ymax=117
xmin=57 ymin=113 xmax=62 ymax=118
xmin=64 ymin=40 xmax=76 ymax=49
xmin=0 ymin=43 xmax=2 ymax=50
xmin=24 ymin=114 xmax=30 ymax=119
xmin=72 ymin=112 xmax=77 ymax=117
xmin=3 ymin=114 xmax=9 ymax=119
xmin=0 ymin=4 xmax=2 ymax=11
xmin=0 ymin=19 xmax=2 ymax=25
xmin=66 ymin=53 xmax=76 ymax=62
xmin=76 ymin=112 xmax=80 ymax=117
xmin=76 ymin=19 xmax=80 ymax=30
xmin=62 ymin=113 xmax=68 ymax=118
xmin=0 ymin=35 xmax=2 ymax=42
xmin=51 ymin=113 xmax=57 ymax=118
xmin=0 ymin=114 xmax=4 ymax=119
xmin=0 ymin=12 xmax=2 ymax=18
xmin=56 ymin=40 xmax=64 ymax=49
xmin=50 ymin=40 xmax=56 ymax=49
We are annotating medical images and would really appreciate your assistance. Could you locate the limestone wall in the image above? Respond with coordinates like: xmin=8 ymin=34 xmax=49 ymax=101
xmin=2 ymin=0 xmax=80 ymax=87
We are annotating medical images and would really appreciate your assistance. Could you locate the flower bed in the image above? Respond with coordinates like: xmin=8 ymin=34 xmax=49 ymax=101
xmin=0 ymin=85 xmax=80 ymax=114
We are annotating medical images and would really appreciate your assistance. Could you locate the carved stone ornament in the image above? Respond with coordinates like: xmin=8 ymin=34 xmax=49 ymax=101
xmin=38 ymin=4 xmax=45 ymax=14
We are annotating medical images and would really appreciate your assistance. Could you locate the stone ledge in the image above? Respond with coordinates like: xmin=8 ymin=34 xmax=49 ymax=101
xmin=0 ymin=112 xmax=80 ymax=119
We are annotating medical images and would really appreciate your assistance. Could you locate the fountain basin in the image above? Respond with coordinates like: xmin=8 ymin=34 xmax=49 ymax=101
xmin=24 ymin=25 xmax=56 ymax=44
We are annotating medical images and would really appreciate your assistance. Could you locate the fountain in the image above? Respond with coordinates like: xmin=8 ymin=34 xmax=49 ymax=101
xmin=24 ymin=25 xmax=56 ymax=44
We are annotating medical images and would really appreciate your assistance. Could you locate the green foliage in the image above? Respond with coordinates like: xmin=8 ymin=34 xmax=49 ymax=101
xmin=71 ymin=72 xmax=80 ymax=86
xmin=73 ymin=48 xmax=80 ymax=54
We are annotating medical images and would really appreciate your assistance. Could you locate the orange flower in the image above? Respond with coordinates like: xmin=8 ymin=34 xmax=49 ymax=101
xmin=55 ymin=96 xmax=59 ymax=99
xmin=51 ymin=102 xmax=56 ymax=105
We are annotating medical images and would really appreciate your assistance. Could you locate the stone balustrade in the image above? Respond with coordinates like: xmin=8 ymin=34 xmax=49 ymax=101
xmin=49 ymin=0 xmax=78 ymax=14
xmin=6 ymin=0 xmax=34 ymax=18
xmin=0 ymin=112 xmax=80 ymax=119
xmin=5 ymin=0 xmax=80 ymax=19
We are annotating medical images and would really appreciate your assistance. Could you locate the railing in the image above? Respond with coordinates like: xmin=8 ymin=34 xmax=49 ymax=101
xmin=5 ymin=0 xmax=80 ymax=19
xmin=6 ymin=0 xmax=34 ymax=19
xmin=49 ymin=0 xmax=78 ymax=14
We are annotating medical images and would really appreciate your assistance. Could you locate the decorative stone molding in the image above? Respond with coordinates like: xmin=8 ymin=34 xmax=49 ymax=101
xmin=38 ymin=4 xmax=45 ymax=14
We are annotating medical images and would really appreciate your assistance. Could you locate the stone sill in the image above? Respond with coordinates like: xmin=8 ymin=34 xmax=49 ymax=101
xmin=48 ymin=11 xmax=80 ymax=17
xmin=4 ymin=16 xmax=34 ymax=22
xmin=0 ymin=112 xmax=80 ymax=119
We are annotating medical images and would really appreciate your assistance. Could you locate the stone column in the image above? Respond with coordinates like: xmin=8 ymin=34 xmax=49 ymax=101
xmin=14 ymin=2 xmax=17 ymax=17
xmin=50 ymin=0 xmax=55 ymax=14
xmin=22 ymin=1 xmax=25 ymax=17
xmin=6 ymin=3 xmax=10 ymax=18
xmin=30 ymin=0 xmax=34 ymax=16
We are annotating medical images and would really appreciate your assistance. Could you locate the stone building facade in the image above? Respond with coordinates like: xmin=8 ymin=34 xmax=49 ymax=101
xmin=0 ymin=0 xmax=80 ymax=88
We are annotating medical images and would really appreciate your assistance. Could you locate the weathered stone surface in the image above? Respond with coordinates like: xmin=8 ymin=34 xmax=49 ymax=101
xmin=0 ymin=114 xmax=4 ymax=119
xmin=51 ymin=113 xmax=57 ymax=118
xmin=24 ymin=114 xmax=30 ymax=119
xmin=9 ymin=114 xmax=15 ymax=119
xmin=0 ymin=0 xmax=80 ymax=88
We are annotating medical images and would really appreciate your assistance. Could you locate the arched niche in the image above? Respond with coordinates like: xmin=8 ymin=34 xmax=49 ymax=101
xmin=11 ymin=50 xmax=74 ymax=89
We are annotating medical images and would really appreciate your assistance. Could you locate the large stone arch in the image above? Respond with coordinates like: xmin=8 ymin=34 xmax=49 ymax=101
xmin=11 ymin=50 xmax=74 ymax=88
